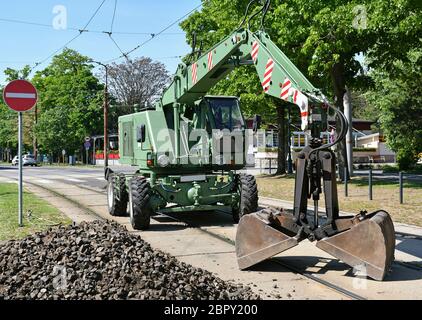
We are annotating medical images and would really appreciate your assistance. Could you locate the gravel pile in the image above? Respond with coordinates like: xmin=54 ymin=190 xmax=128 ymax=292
xmin=0 ymin=221 xmax=259 ymax=300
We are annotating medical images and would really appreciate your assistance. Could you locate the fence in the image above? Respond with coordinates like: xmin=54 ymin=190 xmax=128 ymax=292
xmin=343 ymin=168 xmax=406 ymax=204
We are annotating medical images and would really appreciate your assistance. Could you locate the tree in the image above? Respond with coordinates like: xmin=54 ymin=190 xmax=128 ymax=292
xmin=364 ymin=0 xmax=422 ymax=169
xmin=104 ymin=57 xmax=171 ymax=107
xmin=3 ymin=65 xmax=31 ymax=81
xmin=31 ymin=49 xmax=104 ymax=160
xmin=366 ymin=50 xmax=422 ymax=170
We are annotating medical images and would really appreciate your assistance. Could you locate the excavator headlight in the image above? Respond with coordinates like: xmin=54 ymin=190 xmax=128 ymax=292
xmin=157 ymin=154 xmax=170 ymax=167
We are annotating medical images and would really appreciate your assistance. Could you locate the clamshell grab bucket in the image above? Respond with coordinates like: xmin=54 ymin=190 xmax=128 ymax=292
xmin=235 ymin=209 xmax=395 ymax=280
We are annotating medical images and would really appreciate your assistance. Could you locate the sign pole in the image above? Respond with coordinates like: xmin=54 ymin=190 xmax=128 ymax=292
xmin=18 ymin=111 xmax=23 ymax=227
xmin=3 ymin=79 xmax=38 ymax=227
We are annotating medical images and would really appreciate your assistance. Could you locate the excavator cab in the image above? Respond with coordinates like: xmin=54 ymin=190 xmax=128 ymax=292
xmin=206 ymin=96 xmax=245 ymax=131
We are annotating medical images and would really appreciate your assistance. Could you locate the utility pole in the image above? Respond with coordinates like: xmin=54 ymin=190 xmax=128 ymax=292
xmin=91 ymin=60 xmax=109 ymax=170
xmin=104 ymin=65 xmax=109 ymax=169
xmin=34 ymin=104 xmax=38 ymax=160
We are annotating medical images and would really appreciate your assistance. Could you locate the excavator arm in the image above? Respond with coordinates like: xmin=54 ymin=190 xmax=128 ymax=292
xmin=161 ymin=28 xmax=327 ymax=131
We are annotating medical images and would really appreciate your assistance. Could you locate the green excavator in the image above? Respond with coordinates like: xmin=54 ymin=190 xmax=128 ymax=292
xmin=106 ymin=0 xmax=395 ymax=280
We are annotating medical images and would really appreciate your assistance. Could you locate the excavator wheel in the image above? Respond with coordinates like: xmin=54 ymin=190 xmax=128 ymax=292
xmin=107 ymin=173 xmax=128 ymax=217
xmin=129 ymin=176 xmax=153 ymax=230
xmin=232 ymin=174 xmax=258 ymax=223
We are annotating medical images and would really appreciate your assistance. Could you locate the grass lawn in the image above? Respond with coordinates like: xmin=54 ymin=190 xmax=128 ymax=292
xmin=0 ymin=183 xmax=72 ymax=241
xmin=257 ymin=175 xmax=422 ymax=227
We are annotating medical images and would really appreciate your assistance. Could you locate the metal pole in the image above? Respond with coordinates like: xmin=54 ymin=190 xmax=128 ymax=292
xmin=314 ymin=200 xmax=319 ymax=228
xmin=369 ymin=168 xmax=373 ymax=200
xmin=344 ymin=88 xmax=353 ymax=177
xmin=92 ymin=138 xmax=96 ymax=166
xmin=287 ymin=104 xmax=293 ymax=174
xmin=344 ymin=166 xmax=348 ymax=197
xmin=34 ymin=104 xmax=38 ymax=160
xmin=18 ymin=112 xmax=23 ymax=227
xmin=269 ymin=158 xmax=272 ymax=174
xmin=104 ymin=65 xmax=109 ymax=169
xmin=399 ymin=172 xmax=404 ymax=204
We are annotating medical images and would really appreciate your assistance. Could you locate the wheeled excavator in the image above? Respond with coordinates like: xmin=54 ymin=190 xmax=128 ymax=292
xmin=107 ymin=0 xmax=395 ymax=280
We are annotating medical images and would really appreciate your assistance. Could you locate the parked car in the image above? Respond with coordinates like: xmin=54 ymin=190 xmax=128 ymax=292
xmin=12 ymin=154 xmax=37 ymax=167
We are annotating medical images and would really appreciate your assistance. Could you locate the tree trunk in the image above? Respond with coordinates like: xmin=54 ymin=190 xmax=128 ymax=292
xmin=276 ymin=104 xmax=286 ymax=175
xmin=330 ymin=63 xmax=349 ymax=181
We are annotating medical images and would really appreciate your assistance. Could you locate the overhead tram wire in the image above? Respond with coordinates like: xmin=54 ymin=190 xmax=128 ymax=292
xmin=28 ymin=0 xmax=107 ymax=75
xmin=0 ymin=17 xmax=185 ymax=35
xmin=110 ymin=0 xmax=117 ymax=33
xmin=102 ymin=0 xmax=131 ymax=62
xmin=103 ymin=1 xmax=209 ymax=64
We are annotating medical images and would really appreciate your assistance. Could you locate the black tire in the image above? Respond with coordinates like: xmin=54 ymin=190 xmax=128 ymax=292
xmin=129 ymin=176 xmax=153 ymax=230
xmin=232 ymin=173 xmax=258 ymax=223
xmin=107 ymin=173 xmax=128 ymax=216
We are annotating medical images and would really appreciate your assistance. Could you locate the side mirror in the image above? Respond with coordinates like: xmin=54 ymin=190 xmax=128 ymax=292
xmin=137 ymin=124 xmax=146 ymax=143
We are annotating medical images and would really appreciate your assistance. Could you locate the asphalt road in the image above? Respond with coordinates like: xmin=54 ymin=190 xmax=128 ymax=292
xmin=1 ymin=164 xmax=421 ymax=186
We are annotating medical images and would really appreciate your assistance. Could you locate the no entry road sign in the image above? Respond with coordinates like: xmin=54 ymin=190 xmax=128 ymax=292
xmin=3 ymin=79 xmax=38 ymax=112
xmin=2 ymin=80 xmax=38 ymax=228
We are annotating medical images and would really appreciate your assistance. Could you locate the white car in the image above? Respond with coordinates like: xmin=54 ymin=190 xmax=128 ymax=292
xmin=12 ymin=154 xmax=37 ymax=167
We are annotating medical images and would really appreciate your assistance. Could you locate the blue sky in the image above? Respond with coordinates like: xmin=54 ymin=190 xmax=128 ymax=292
xmin=0 ymin=0 xmax=202 ymax=85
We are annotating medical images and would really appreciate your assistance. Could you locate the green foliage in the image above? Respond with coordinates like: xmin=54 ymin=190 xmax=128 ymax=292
xmin=32 ymin=49 xmax=104 ymax=156
xmin=4 ymin=65 xmax=31 ymax=82
xmin=181 ymin=0 xmax=372 ymax=103
xmin=366 ymin=49 xmax=422 ymax=170
xmin=0 ymin=103 xmax=18 ymax=149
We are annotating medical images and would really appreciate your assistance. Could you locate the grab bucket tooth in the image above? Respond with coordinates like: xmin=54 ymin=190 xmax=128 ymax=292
xmin=316 ymin=210 xmax=396 ymax=281
xmin=236 ymin=211 xmax=299 ymax=270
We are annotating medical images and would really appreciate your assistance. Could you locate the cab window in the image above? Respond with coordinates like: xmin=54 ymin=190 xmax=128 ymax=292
xmin=207 ymin=98 xmax=244 ymax=130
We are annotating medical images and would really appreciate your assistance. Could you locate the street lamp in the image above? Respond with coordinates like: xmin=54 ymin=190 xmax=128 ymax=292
xmin=91 ymin=60 xmax=109 ymax=170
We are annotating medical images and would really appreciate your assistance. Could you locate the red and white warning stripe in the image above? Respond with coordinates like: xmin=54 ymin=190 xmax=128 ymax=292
xmin=292 ymin=89 xmax=309 ymax=130
xmin=192 ymin=62 xmax=198 ymax=84
xmin=262 ymin=58 xmax=274 ymax=93
xmin=207 ymin=51 xmax=213 ymax=71
xmin=251 ymin=41 xmax=259 ymax=63
xmin=280 ymin=78 xmax=292 ymax=101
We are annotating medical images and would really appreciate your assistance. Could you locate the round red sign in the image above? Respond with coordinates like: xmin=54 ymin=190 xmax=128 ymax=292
xmin=2 ymin=79 xmax=38 ymax=112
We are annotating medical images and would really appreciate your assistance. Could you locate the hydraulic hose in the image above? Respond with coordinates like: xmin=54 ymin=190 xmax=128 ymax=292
xmin=308 ymin=101 xmax=348 ymax=157
xmin=237 ymin=0 xmax=259 ymax=30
